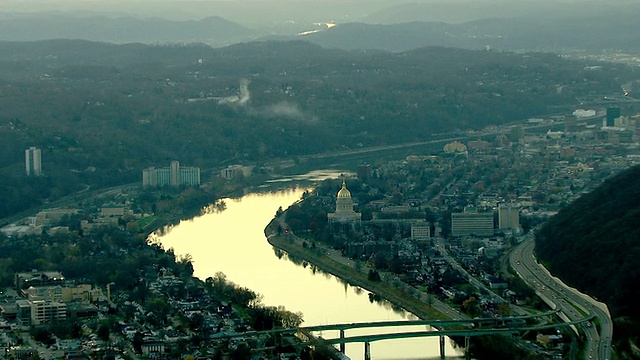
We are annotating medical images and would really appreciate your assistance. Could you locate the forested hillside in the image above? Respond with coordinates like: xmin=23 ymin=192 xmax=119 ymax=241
xmin=0 ymin=39 xmax=636 ymax=218
xmin=535 ymin=165 xmax=640 ymax=356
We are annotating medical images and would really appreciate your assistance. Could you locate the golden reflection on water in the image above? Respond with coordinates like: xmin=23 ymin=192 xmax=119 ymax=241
xmin=151 ymin=185 xmax=463 ymax=359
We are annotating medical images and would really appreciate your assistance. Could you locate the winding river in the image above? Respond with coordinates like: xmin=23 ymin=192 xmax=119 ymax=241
xmin=150 ymin=171 xmax=463 ymax=359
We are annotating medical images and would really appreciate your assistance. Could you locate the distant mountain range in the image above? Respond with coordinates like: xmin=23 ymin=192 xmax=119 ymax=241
xmin=0 ymin=0 xmax=640 ymax=53
xmin=0 ymin=14 xmax=258 ymax=47
xmin=1 ymin=1 xmax=639 ymax=54
xmin=298 ymin=14 xmax=640 ymax=53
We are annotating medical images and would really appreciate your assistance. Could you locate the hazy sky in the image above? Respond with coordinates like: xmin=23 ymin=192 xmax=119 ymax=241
xmin=1 ymin=0 xmax=635 ymax=27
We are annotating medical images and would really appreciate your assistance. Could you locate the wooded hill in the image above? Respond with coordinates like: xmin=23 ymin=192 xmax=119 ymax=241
xmin=535 ymin=165 xmax=640 ymax=356
xmin=0 ymin=39 xmax=637 ymax=218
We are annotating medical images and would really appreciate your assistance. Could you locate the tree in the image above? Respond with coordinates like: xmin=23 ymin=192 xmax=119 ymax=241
xmin=97 ymin=323 xmax=110 ymax=341
xmin=132 ymin=331 xmax=144 ymax=353
xmin=230 ymin=343 xmax=251 ymax=360
xmin=462 ymin=296 xmax=480 ymax=317
xmin=367 ymin=269 xmax=381 ymax=282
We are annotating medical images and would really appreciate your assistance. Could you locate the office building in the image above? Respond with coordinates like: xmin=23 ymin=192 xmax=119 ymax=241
xmin=15 ymin=299 xmax=67 ymax=325
xmin=30 ymin=300 xmax=67 ymax=325
xmin=606 ymin=107 xmax=621 ymax=127
xmin=411 ymin=222 xmax=431 ymax=241
xmin=451 ymin=206 xmax=494 ymax=237
xmin=25 ymin=146 xmax=42 ymax=176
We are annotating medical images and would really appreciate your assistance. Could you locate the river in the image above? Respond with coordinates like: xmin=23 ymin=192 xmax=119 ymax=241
xmin=150 ymin=171 xmax=463 ymax=359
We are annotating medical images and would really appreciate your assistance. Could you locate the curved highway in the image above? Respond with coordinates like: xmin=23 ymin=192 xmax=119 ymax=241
xmin=510 ymin=237 xmax=613 ymax=360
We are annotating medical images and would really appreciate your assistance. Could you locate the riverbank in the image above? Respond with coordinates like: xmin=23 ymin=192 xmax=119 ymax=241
xmin=264 ymin=216 xmax=448 ymax=321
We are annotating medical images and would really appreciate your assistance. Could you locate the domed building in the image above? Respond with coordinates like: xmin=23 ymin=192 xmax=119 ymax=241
xmin=327 ymin=180 xmax=361 ymax=226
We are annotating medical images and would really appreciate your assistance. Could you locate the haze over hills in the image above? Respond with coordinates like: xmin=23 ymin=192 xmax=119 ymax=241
xmin=299 ymin=13 xmax=640 ymax=53
xmin=0 ymin=0 xmax=639 ymax=54
xmin=363 ymin=0 xmax=639 ymax=24
xmin=0 ymin=14 xmax=257 ymax=46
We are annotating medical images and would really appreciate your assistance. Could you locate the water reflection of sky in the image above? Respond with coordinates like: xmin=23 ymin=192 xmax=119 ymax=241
xmin=266 ymin=169 xmax=355 ymax=182
xmin=152 ymin=174 xmax=464 ymax=359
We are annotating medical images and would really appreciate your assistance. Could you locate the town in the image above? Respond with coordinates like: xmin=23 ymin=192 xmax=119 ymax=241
xmin=1 ymin=105 xmax=639 ymax=360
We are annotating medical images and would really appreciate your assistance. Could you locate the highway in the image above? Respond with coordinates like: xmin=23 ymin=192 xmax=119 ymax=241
xmin=509 ymin=237 xmax=613 ymax=360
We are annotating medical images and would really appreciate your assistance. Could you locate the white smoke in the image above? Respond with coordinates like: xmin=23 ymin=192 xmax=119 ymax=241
xmin=217 ymin=78 xmax=318 ymax=123
xmin=263 ymin=102 xmax=304 ymax=120
xmin=238 ymin=78 xmax=250 ymax=105
xmin=218 ymin=78 xmax=251 ymax=105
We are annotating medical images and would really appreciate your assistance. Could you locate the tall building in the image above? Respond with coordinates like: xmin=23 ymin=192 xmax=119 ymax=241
xmin=170 ymin=160 xmax=180 ymax=186
xmin=606 ymin=107 xmax=621 ymax=127
xmin=142 ymin=161 xmax=200 ymax=187
xmin=25 ymin=146 xmax=42 ymax=176
xmin=451 ymin=206 xmax=494 ymax=237
xmin=498 ymin=205 xmax=520 ymax=231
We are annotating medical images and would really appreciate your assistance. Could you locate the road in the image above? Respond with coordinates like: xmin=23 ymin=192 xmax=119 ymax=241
xmin=509 ymin=237 xmax=613 ymax=360
xmin=285 ymin=112 xmax=605 ymax=166
xmin=433 ymin=238 xmax=529 ymax=316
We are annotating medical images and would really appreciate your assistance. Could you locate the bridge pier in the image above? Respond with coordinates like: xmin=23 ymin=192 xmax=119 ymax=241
xmin=364 ymin=341 xmax=371 ymax=360
xmin=465 ymin=336 xmax=471 ymax=360
xmin=439 ymin=336 xmax=445 ymax=359
xmin=339 ymin=330 xmax=345 ymax=353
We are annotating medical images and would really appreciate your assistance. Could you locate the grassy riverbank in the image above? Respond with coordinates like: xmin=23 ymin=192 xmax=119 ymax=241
xmin=264 ymin=218 xmax=448 ymax=321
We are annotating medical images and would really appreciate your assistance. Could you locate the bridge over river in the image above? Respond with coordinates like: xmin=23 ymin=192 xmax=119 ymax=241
xmin=217 ymin=310 xmax=592 ymax=360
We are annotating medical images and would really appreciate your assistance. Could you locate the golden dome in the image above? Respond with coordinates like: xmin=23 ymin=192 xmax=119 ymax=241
xmin=337 ymin=180 xmax=352 ymax=198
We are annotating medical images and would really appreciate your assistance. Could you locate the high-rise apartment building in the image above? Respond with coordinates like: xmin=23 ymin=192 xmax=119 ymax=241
xmin=142 ymin=161 xmax=200 ymax=187
xmin=25 ymin=146 xmax=42 ymax=176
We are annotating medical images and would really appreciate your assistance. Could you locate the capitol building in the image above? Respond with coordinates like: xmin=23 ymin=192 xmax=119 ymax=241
xmin=327 ymin=180 xmax=361 ymax=227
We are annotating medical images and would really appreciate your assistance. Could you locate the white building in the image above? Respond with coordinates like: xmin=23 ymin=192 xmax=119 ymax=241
xmin=30 ymin=300 xmax=67 ymax=325
xmin=498 ymin=205 xmax=520 ymax=231
xmin=327 ymin=181 xmax=361 ymax=226
xmin=25 ymin=146 xmax=42 ymax=176
xmin=220 ymin=164 xmax=252 ymax=180
xmin=142 ymin=161 xmax=201 ymax=187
